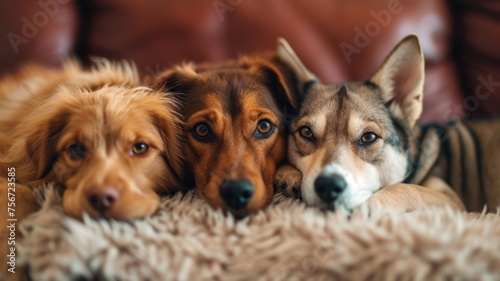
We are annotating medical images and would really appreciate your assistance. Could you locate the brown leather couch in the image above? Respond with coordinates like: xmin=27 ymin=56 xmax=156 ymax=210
xmin=1 ymin=0 xmax=499 ymax=123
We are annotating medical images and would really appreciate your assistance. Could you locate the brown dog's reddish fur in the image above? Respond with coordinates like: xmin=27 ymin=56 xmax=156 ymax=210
xmin=152 ymin=55 xmax=298 ymax=216
xmin=0 ymin=60 xmax=184 ymax=220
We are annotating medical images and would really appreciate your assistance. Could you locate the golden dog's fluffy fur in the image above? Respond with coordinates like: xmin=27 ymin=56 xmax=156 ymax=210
xmin=0 ymin=60 xmax=185 ymax=220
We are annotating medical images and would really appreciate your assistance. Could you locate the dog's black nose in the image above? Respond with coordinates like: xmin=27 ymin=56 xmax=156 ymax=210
xmin=314 ymin=174 xmax=347 ymax=203
xmin=87 ymin=186 xmax=120 ymax=213
xmin=219 ymin=179 xmax=254 ymax=210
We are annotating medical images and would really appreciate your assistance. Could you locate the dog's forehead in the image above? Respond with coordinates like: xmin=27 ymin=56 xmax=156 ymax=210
xmin=292 ymin=82 xmax=397 ymax=141
xmin=62 ymin=87 xmax=161 ymax=134
xmin=189 ymin=71 xmax=280 ymax=120
xmin=299 ymin=83 xmax=386 ymax=119
xmin=303 ymin=83 xmax=371 ymax=105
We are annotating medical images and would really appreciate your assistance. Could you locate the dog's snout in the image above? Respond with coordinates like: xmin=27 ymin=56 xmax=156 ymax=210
xmin=314 ymin=174 xmax=347 ymax=203
xmin=87 ymin=185 xmax=120 ymax=213
xmin=219 ymin=179 xmax=254 ymax=210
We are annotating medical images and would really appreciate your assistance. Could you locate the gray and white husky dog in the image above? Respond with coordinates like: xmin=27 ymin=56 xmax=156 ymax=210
xmin=275 ymin=35 xmax=500 ymax=213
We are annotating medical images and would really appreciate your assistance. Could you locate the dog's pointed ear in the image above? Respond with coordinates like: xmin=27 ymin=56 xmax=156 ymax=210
xmin=369 ymin=35 xmax=425 ymax=128
xmin=149 ymin=64 xmax=199 ymax=99
xmin=277 ymin=38 xmax=319 ymax=95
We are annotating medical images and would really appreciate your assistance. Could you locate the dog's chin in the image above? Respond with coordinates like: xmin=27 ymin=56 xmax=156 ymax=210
xmin=63 ymin=190 xmax=160 ymax=221
xmin=334 ymin=189 xmax=373 ymax=211
xmin=64 ymin=204 xmax=159 ymax=221
xmin=302 ymin=186 xmax=374 ymax=212
xmin=225 ymin=208 xmax=250 ymax=219
xmin=64 ymin=203 xmax=157 ymax=221
xmin=218 ymin=199 xmax=270 ymax=218
xmin=222 ymin=201 xmax=268 ymax=218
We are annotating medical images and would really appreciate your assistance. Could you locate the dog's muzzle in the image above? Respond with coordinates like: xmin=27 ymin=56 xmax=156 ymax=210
xmin=314 ymin=174 xmax=347 ymax=204
xmin=219 ymin=179 xmax=254 ymax=210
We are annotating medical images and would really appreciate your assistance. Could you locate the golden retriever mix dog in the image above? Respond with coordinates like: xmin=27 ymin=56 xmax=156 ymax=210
xmin=152 ymin=54 xmax=298 ymax=217
xmin=0 ymin=60 xmax=185 ymax=220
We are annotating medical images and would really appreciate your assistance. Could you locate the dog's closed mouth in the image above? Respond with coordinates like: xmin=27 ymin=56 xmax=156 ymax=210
xmin=0 ymin=59 xmax=185 ymax=221
xmin=277 ymin=36 xmax=472 ymax=213
xmin=152 ymin=53 xmax=299 ymax=216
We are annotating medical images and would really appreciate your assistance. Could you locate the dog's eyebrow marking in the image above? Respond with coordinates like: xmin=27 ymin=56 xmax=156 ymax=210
xmin=348 ymin=114 xmax=364 ymax=138
xmin=295 ymin=113 xmax=326 ymax=141
xmin=187 ymin=109 xmax=221 ymax=127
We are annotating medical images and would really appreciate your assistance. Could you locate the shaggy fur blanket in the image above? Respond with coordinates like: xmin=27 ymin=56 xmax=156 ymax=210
xmin=14 ymin=186 xmax=500 ymax=281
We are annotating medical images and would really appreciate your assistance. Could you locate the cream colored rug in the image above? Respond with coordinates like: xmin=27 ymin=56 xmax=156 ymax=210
xmin=18 ymin=186 xmax=500 ymax=281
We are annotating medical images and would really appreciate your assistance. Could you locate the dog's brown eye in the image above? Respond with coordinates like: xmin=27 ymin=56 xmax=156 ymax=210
xmin=193 ymin=123 xmax=209 ymax=137
xmin=298 ymin=126 xmax=314 ymax=141
xmin=255 ymin=119 xmax=275 ymax=139
xmin=67 ymin=143 xmax=86 ymax=160
xmin=131 ymin=143 xmax=149 ymax=155
xmin=258 ymin=120 xmax=272 ymax=134
xmin=360 ymin=132 xmax=379 ymax=144
xmin=191 ymin=122 xmax=213 ymax=143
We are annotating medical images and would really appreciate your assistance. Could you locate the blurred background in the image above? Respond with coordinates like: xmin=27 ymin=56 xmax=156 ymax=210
xmin=1 ymin=0 xmax=499 ymax=123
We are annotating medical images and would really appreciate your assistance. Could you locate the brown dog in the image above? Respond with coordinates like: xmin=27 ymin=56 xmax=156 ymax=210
xmin=152 ymin=54 xmax=298 ymax=216
xmin=0 ymin=60 xmax=185 ymax=220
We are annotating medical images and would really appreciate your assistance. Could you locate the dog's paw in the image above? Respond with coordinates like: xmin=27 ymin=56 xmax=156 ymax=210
xmin=360 ymin=184 xmax=425 ymax=215
xmin=274 ymin=164 xmax=302 ymax=198
xmin=359 ymin=195 xmax=398 ymax=216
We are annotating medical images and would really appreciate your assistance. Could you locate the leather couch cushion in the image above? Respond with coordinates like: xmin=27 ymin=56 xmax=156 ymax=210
xmin=1 ymin=0 xmax=482 ymax=123
xmin=452 ymin=0 xmax=500 ymax=117
xmin=0 ymin=0 xmax=78 ymax=74
xmin=86 ymin=0 xmax=464 ymax=122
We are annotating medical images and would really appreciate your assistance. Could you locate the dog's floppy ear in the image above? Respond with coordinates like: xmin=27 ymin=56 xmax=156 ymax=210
xmin=276 ymin=38 xmax=319 ymax=96
xmin=249 ymin=57 xmax=300 ymax=111
xmin=369 ymin=35 xmax=425 ymax=128
xmin=147 ymin=97 xmax=185 ymax=190
xmin=1 ymin=110 xmax=69 ymax=183
xmin=150 ymin=64 xmax=199 ymax=99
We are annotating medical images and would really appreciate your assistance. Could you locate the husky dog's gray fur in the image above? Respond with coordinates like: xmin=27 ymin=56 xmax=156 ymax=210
xmin=275 ymin=36 xmax=500 ymax=213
